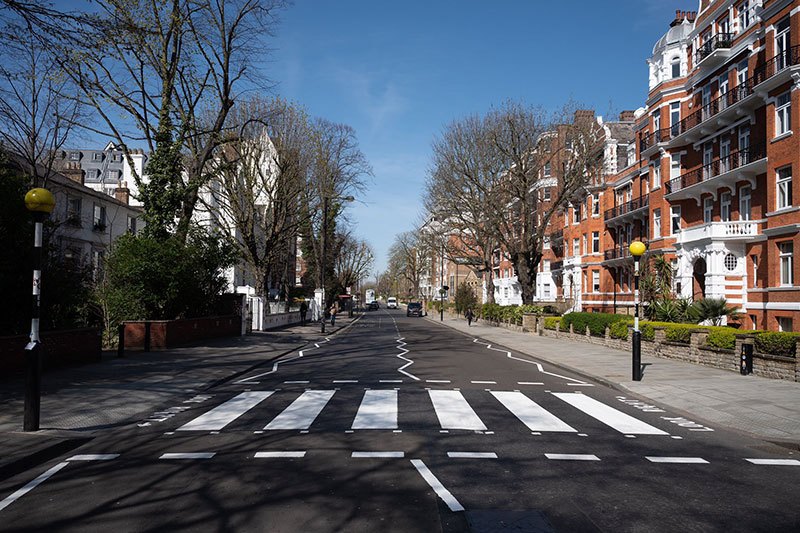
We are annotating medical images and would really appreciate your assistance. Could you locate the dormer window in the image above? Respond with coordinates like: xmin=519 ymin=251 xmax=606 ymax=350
xmin=671 ymin=57 xmax=681 ymax=78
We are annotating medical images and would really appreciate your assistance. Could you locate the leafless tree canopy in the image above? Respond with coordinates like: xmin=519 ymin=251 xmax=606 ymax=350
xmin=335 ymin=232 xmax=374 ymax=292
xmin=387 ymin=230 xmax=430 ymax=299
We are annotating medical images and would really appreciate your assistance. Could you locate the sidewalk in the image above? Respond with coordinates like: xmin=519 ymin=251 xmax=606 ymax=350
xmin=0 ymin=315 xmax=359 ymax=480
xmin=432 ymin=314 xmax=800 ymax=448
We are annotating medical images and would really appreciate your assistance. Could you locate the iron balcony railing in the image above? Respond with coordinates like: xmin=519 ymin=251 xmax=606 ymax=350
xmin=604 ymin=193 xmax=649 ymax=221
xmin=665 ymin=143 xmax=766 ymax=194
xmin=603 ymin=241 xmax=649 ymax=262
xmin=695 ymin=32 xmax=734 ymax=64
xmin=639 ymin=46 xmax=800 ymax=152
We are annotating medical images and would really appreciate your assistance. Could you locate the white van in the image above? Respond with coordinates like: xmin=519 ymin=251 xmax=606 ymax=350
xmin=387 ymin=297 xmax=398 ymax=309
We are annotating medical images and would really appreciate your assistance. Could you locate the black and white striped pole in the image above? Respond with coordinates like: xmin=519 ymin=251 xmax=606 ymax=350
xmin=629 ymin=240 xmax=646 ymax=382
xmin=24 ymin=187 xmax=55 ymax=431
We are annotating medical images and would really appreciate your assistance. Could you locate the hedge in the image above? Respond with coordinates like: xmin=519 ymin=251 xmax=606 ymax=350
xmin=561 ymin=312 xmax=632 ymax=337
xmin=609 ymin=321 xmax=629 ymax=340
xmin=663 ymin=324 xmax=696 ymax=344
xmin=543 ymin=316 xmax=561 ymax=330
xmin=754 ymin=332 xmax=800 ymax=357
xmin=479 ymin=304 xmax=543 ymax=325
xmin=705 ymin=327 xmax=737 ymax=350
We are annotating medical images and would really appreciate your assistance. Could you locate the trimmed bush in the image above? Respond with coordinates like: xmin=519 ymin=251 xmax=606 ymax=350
xmin=664 ymin=324 xmax=695 ymax=344
xmin=543 ymin=316 xmax=561 ymax=330
xmin=754 ymin=332 xmax=800 ymax=357
xmin=609 ymin=321 xmax=629 ymax=340
xmin=705 ymin=327 xmax=737 ymax=350
xmin=561 ymin=312 xmax=632 ymax=337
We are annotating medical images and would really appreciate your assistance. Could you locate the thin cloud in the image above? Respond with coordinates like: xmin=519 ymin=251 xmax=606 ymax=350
xmin=332 ymin=67 xmax=408 ymax=133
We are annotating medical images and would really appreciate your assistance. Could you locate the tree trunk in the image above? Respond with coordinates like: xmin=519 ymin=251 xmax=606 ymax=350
xmin=515 ymin=251 xmax=541 ymax=305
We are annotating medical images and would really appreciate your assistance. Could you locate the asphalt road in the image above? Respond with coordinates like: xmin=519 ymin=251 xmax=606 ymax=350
xmin=1 ymin=309 xmax=798 ymax=532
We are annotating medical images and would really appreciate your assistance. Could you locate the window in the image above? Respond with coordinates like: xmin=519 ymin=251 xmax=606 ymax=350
xmin=779 ymin=241 xmax=794 ymax=286
xmin=702 ymin=85 xmax=712 ymax=119
xmin=92 ymin=249 xmax=105 ymax=280
xmin=739 ymin=186 xmax=751 ymax=221
xmin=724 ymin=253 xmax=737 ymax=271
xmin=652 ymin=162 xmax=661 ymax=189
xmin=670 ymin=102 xmax=680 ymax=135
xmin=543 ymin=162 xmax=551 ymax=177
xmin=592 ymin=194 xmax=599 ymax=216
xmin=751 ymin=254 xmax=759 ymax=288
xmin=127 ymin=215 xmax=137 ymax=234
xmin=543 ymin=259 xmax=550 ymax=272
xmin=721 ymin=191 xmax=732 ymax=222
xmin=670 ymin=154 xmax=682 ymax=180
xmin=93 ymin=204 xmax=106 ymax=231
xmin=93 ymin=152 xmax=103 ymax=161
xmin=543 ymin=237 xmax=550 ymax=250
xmin=719 ymin=16 xmax=730 ymax=36
xmin=738 ymin=1 xmax=750 ymax=30
xmin=703 ymin=143 xmax=713 ymax=179
xmin=777 ymin=317 xmax=793 ymax=332
xmin=671 ymin=57 xmax=681 ymax=79
xmin=573 ymin=238 xmax=580 ymax=256
xmin=750 ymin=315 xmax=757 ymax=330
xmin=592 ymin=271 xmax=600 ymax=293
xmin=653 ymin=209 xmax=661 ymax=238
xmin=776 ymin=92 xmax=791 ymax=136
xmin=651 ymin=110 xmax=661 ymax=141
xmin=776 ymin=17 xmax=791 ymax=70
xmin=737 ymin=60 xmax=748 ymax=86
xmin=573 ymin=205 xmax=580 ymax=224
xmin=543 ymin=187 xmax=551 ymax=201
xmin=720 ymin=137 xmax=731 ymax=173
xmin=582 ymin=234 xmax=587 ymax=255
xmin=542 ymin=283 xmax=551 ymax=299
xmin=777 ymin=166 xmax=793 ymax=209
xmin=67 ymin=197 xmax=82 ymax=226
xmin=703 ymin=197 xmax=713 ymax=223
xmin=69 ymin=152 xmax=80 ymax=161
xmin=670 ymin=205 xmax=681 ymax=235
xmin=592 ymin=232 xmax=600 ymax=253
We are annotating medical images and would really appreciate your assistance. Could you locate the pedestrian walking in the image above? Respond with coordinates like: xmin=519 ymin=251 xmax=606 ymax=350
xmin=299 ymin=301 xmax=308 ymax=326
xmin=330 ymin=305 xmax=338 ymax=327
xmin=466 ymin=308 xmax=474 ymax=327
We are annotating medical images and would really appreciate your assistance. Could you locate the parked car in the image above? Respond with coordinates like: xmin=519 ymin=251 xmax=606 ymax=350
xmin=406 ymin=302 xmax=423 ymax=317
xmin=367 ymin=301 xmax=379 ymax=311
xmin=387 ymin=297 xmax=398 ymax=309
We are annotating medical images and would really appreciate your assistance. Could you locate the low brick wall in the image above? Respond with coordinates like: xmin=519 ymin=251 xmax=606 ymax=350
xmin=261 ymin=311 xmax=301 ymax=330
xmin=0 ymin=328 xmax=102 ymax=373
xmin=123 ymin=315 xmax=241 ymax=350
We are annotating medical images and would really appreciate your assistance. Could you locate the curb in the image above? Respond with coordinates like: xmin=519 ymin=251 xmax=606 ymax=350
xmin=0 ymin=435 xmax=91 ymax=483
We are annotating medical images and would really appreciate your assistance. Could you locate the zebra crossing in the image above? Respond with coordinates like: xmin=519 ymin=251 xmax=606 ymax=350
xmin=175 ymin=388 xmax=673 ymax=436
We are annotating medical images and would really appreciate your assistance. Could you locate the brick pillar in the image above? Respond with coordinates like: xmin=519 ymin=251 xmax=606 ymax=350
xmin=653 ymin=328 xmax=665 ymax=356
xmin=690 ymin=331 xmax=708 ymax=363
xmin=522 ymin=313 xmax=536 ymax=332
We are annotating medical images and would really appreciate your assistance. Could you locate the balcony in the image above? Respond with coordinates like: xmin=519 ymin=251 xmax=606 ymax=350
xmin=604 ymin=193 xmax=649 ymax=226
xmin=564 ymin=255 xmax=582 ymax=269
xmin=678 ymin=220 xmax=761 ymax=245
xmin=695 ymin=32 xmax=733 ymax=68
xmin=549 ymin=229 xmax=563 ymax=243
xmin=665 ymin=144 xmax=766 ymax=203
xmin=603 ymin=241 xmax=650 ymax=266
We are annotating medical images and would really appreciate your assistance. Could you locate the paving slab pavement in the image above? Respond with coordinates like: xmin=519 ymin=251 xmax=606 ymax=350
xmin=0 ymin=315 xmax=359 ymax=480
xmin=430 ymin=314 xmax=800 ymax=448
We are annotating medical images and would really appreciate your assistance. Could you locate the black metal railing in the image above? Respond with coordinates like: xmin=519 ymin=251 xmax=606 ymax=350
xmin=695 ymin=33 xmax=733 ymax=64
xmin=665 ymin=143 xmax=766 ymax=194
xmin=641 ymin=46 xmax=800 ymax=152
xmin=603 ymin=241 xmax=649 ymax=262
xmin=604 ymin=193 xmax=649 ymax=221
xmin=550 ymin=260 xmax=563 ymax=272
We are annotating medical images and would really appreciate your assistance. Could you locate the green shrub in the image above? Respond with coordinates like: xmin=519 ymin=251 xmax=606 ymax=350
xmin=561 ymin=312 xmax=631 ymax=337
xmin=664 ymin=324 xmax=695 ymax=344
xmin=543 ymin=316 xmax=561 ymax=330
xmin=640 ymin=322 xmax=655 ymax=341
xmin=609 ymin=321 xmax=629 ymax=340
xmin=755 ymin=332 xmax=800 ymax=357
xmin=705 ymin=327 xmax=737 ymax=350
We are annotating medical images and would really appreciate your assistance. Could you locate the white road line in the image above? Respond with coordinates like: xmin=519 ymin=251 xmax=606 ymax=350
xmin=0 ymin=462 xmax=69 ymax=512
xmin=491 ymin=391 xmax=577 ymax=433
xmin=472 ymin=338 xmax=590 ymax=385
xmin=426 ymin=380 xmax=451 ymax=383
xmin=553 ymin=393 xmax=668 ymax=435
xmin=447 ymin=452 xmax=498 ymax=459
xmin=352 ymin=451 xmax=405 ymax=458
xmin=429 ymin=390 xmax=487 ymax=431
xmin=411 ymin=459 xmax=464 ymax=512
xmin=545 ymin=454 xmax=600 ymax=461
xmin=396 ymin=337 xmax=420 ymax=381
xmin=284 ymin=381 xmax=309 ymax=384
xmin=178 ymin=391 xmax=274 ymax=431
xmin=646 ymin=457 xmax=709 ymax=464
xmin=352 ymin=390 xmax=398 ymax=429
xmin=332 ymin=380 xmax=358 ymax=384
xmin=265 ymin=390 xmax=335 ymax=430
xmin=234 ymin=338 xmax=330 ymax=384
xmin=517 ymin=382 xmax=544 ymax=385
xmin=159 ymin=453 xmax=216 ymax=459
xmin=379 ymin=380 xmax=403 ymax=383
xmin=745 ymin=458 xmax=800 ymax=466
xmin=471 ymin=380 xmax=496 ymax=384
xmin=567 ymin=383 xmax=595 ymax=387
xmin=66 ymin=454 xmax=120 ymax=461
xmin=255 ymin=451 xmax=306 ymax=458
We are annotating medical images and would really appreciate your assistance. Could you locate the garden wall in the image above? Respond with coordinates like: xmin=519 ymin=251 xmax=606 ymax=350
xmin=0 ymin=328 xmax=102 ymax=373
xmin=123 ymin=315 xmax=241 ymax=350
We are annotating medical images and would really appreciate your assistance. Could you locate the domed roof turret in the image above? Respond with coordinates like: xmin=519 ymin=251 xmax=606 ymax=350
xmin=653 ymin=18 xmax=693 ymax=55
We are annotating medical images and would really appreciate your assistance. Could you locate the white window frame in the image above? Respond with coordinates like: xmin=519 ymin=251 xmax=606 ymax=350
xmin=653 ymin=208 xmax=661 ymax=239
xmin=721 ymin=191 xmax=732 ymax=222
xmin=737 ymin=59 xmax=748 ymax=86
xmin=592 ymin=231 xmax=600 ymax=254
xmin=720 ymin=137 xmax=731 ymax=173
xmin=671 ymin=57 xmax=681 ymax=79
xmin=573 ymin=238 xmax=580 ymax=256
xmin=779 ymin=242 xmax=794 ymax=286
xmin=592 ymin=194 xmax=600 ymax=216
xmin=777 ymin=316 xmax=793 ymax=332
xmin=592 ymin=271 xmax=600 ymax=293
xmin=739 ymin=185 xmax=751 ymax=221
xmin=738 ymin=1 xmax=751 ymax=31
xmin=671 ymin=205 xmax=682 ymax=235
xmin=652 ymin=162 xmax=661 ymax=190
xmin=777 ymin=166 xmax=793 ymax=210
xmin=670 ymin=154 xmax=682 ymax=180
xmin=775 ymin=92 xmax=791 ymax=137
xmin=704 ymin=197 xmax=714 ymax=223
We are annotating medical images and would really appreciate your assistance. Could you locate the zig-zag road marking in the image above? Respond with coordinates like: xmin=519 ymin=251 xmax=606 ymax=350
xmin=395 ymin=337 xmax=419 ymax=381
xmin=472 ymin=338 xmax=591 ymax=385
xmin=234 ymin=337 xmax=332 ymax=384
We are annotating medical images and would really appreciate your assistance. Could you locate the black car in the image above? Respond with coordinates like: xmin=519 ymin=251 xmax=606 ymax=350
xmin=367 ymin=301 xmax=379 ymax=311
xmin=406 ymin=302 xmax=423 ymax=317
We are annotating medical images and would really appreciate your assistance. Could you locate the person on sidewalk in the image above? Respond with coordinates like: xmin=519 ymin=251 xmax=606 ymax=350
xmin=299 ymin=301 xmax=308 ymax=326
xmin=330 ymin=305 xmax=338 ymax=327
xmin=466 ymin=308 xmax=475 ymax=327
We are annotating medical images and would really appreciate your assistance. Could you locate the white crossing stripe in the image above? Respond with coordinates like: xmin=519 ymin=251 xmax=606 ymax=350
xmin=352 ymin=451 xmax=405 ymax=458
xmin=545 ymin=454 xmax=600 ymax=461
xmin=429 ymin=390 xmax=487 ymax=431
xmin=66 ymin=454 xmax=120 ymax=461
xmin=159 ymin=453 xmax=215 ymax=459
xmin=411 ymin=459 xmax=464 ymax=512
xmin=447 ymin=452 xmax=498 ymax=459
xmin=255 ymin=451 xmax=306 ymax=458
xmin=552 ymin=393 xmax=668 ymax=435
xmin=352 ymin=390 xmax=398 ymax=429
xmin=265 ymin=390 xmax=335 ymax=430
xmin=745 ymin=458 xmax=800 ymax=466
xmin=491 ymin=391 xmax=577 ymax=433
xmin=0 ymin=462 xmax=69 ymax=512
xmin=178 ymin=391 xmax=273 ymax=431
xmin=646 ymin=456 xmax=709 ymax=464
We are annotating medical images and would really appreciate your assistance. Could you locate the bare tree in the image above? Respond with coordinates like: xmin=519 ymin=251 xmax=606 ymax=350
xmin=387 ymin=230 xmax=429 ymax=299
xmin=334 ymin=233 xmax=374 ymax=292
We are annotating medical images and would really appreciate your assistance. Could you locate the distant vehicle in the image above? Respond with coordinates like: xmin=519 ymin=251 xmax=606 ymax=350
xmin=387 ymin=297 xmax=398 ymax=309
xmin=367 ymin=301 xmax=379 ymax=311
xmin=365 ymin=289 xmax=375 ymax=304
xmin=406 ymin=302 xmax=423 ymax=317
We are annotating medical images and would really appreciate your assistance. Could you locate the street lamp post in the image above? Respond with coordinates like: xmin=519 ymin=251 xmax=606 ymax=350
xmin=24 ymin=187 xmax=55 ymax=431
xmin=319 ymin=194 xmax=354 ymax=333
xmin=440 ymin=241 xmax=445 ymax=321
xmin=629 ymin=240 xmax=647 ymax=381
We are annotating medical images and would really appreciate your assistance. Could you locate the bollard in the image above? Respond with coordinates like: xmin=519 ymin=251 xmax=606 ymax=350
xmin=740 ymin=343 xmax=753 ymax=375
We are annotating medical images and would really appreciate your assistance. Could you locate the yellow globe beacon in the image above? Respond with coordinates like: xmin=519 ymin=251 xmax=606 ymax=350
xmin=24 ymin=188 xmax=55 ymax=214
xmin=629 ymin=240 xmax=647 ymax=257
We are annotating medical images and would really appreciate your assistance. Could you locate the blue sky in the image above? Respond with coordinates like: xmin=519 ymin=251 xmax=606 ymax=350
xmin=269 ymin=0 xmax=698 ymax=276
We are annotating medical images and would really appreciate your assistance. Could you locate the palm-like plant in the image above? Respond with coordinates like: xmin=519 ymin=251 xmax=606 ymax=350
xmin=693 ymin=298 xmax=741 ymax=326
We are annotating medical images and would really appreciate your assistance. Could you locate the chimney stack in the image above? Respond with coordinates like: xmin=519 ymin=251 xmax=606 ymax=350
xmin=62 ymin=162 xmax=84 ymax=186
xmin=114 ymin=180 xmax=130 ymax=205
xmin=619 ymin=110 xmax=636 ymax=122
